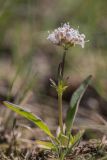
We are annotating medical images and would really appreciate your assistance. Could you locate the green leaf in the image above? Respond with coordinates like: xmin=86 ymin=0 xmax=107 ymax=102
xmin=36 ymin=140 xmax=56 ymax=150
xmin=70 ymin=130 xmax=84 ymax=147
xmin=65 ymin=75 xmax=92 ymax=135
xmin=66 ymin=130 xmax=84 ymax=156
xmin=58 ymin=133 xmax=69 ymax=147
xmin=3 ymin=101 xmax=54 ymax=138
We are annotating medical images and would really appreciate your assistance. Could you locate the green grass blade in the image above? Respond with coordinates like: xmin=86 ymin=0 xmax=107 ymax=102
xmin=65 ymin=75 xmax=92 ymax=135
xmin=3 ymin=101 xmax=54 ymax=138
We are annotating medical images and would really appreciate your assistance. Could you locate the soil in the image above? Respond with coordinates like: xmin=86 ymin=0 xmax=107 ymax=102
xmin=0 ymin=138 xmax=107 ymax=160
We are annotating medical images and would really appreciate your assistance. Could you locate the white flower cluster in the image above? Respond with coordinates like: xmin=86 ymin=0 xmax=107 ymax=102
xmin=47 ymin=23 xmax=86 ymax=48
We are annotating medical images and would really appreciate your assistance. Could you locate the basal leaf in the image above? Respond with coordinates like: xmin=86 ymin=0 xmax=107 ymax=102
xmin=58 ymin=133 xmax=69 ymax=147
xmin=70 ymin=130 xmax=84 ymax=147
xmin=3 ymin=101 xmax=54 ymax=138
xmin=36 ymin=140 xmax=56 ymax=150
xmin=65 ymin=75 xmax=92 ymax=135
xmin=66 ymin=130 xmax=84 ymax=155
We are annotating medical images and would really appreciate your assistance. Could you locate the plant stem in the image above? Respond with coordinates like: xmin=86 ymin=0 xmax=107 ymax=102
xmin=57 ymin=47 xmax=68 ymax=134
xmin=61 ymin=47 xmax=67 ymax=79
xmin=58 ymin=92 xmax=63 ymax=133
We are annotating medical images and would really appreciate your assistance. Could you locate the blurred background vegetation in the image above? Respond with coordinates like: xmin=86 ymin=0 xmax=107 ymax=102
xmin=0 ymin=0 xmax=107 ymax=101
xmin=0 ymin=0 xmax=107 ymax=141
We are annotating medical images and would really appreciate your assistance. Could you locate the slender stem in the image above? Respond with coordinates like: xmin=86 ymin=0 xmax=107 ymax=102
xmin=57 ymin=47 xmax=68 ymax=134
xmin=58 ymin=92 xmax=63 ymax=133
xmin=57 ymin=47 xmax=67 ymax=81
xmin=61 ymin=47 xmax=67 ymax=79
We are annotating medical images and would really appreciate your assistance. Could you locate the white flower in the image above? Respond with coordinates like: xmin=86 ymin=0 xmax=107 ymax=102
xmin=47 ymin=23 xmax=86 ymax=48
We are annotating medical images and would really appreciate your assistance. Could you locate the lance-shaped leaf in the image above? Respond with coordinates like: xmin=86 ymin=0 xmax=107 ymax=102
xmin=70 ymin=130 xmax=84 ymax=147
xmin=65 ymin=75 xmax=92 ymax=135
xmin=58 ymin=133 xmax=69 ymax=147
xmin=66 ymin=130 xmax=84 ymax=156
xmin=36 ymin=140 xmax=56 ymax=150
xmin=3 ymin=101 xmax=54 ymax=138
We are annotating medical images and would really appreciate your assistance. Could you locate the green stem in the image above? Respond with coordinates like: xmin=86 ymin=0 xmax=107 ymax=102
xmin=57 ymin=47 xmax=68 ymax=134
xmin=61 ymin=48 xmax=67 ymax=79
xmin=58 ymin=93 xmax=63 ymax=133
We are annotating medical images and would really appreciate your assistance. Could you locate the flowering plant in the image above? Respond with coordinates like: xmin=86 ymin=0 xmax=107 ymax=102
xmin=2 ymin=23 xmax=92 ymax=160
